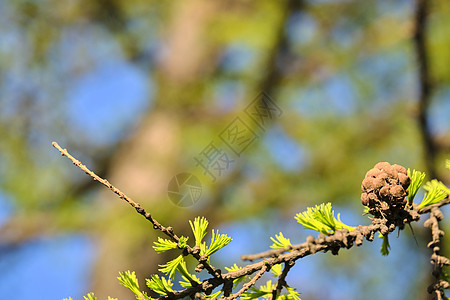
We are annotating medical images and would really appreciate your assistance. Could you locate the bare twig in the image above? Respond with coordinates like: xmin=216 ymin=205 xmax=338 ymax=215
xmin=223 ymin=264 xmax=268 ymax=300
xmin=52 ymin=142 xmax=177 ymax=239
xmin=241 ymin=246 xmax=295 ymax=262
xmin=52 ymin=141 xmax=221 ymax=278
xmin=271 ymin=260 xmax=295 ymax=300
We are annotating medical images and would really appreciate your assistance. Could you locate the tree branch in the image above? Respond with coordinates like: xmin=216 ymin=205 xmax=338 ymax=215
xmin=271 ymin=260 xmax=295 ymax=300
xmin=52 ymin=142 xmax=174 ymax=239
xmin=424 ymin=207 xmax=450 ymax=299
xmin=159 ymin=210 xmax=423 ymax=299
xmin=53 ymin=141 xmax=450 ymax=299
xmin=52 ymin=141 xmax=221 ymax=279
xmin=223 ymin=264 xmax=268 ymax=300
xmin=418 ymin=195 xmax=450 ymax=214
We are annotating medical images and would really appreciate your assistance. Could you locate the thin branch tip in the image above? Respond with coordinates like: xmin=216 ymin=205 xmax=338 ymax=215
xmin=52 ymin=141 xmax=221 ymax=281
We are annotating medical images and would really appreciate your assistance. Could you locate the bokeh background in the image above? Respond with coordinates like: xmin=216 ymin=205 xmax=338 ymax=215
xmin=1 ymin=0 xmax=450 ymax=299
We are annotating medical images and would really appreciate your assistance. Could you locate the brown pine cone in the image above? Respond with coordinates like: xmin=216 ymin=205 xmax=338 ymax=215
xmin=361 ymin=162 xmax=411 ymax=216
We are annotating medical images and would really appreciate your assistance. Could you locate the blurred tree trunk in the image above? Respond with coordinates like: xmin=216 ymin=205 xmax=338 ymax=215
xmin=89 ymin=0 xmax=298 ymax=297
xmin=90 ymin=0 xmax=224 ymax=297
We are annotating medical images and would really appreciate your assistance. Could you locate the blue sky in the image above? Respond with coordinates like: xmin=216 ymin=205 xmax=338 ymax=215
xmin=0 ymin=234 xmax=95 ymax=300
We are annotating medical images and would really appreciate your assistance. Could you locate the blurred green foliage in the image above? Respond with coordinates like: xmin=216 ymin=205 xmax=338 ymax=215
xmin=0 ymin=0 xmax=450 ymax=299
